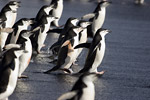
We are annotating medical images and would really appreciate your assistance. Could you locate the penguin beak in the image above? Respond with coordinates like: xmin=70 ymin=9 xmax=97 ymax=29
xmin=107 ymin=30 xmax=112 ymax=33
xmin=102 ymin=1 xmax=112 ymax=7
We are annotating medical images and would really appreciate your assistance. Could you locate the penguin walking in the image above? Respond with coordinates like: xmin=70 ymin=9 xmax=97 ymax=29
xmin=57 ymin=73 xmax=99 ymax=100
xmin=5 ymin=18 xmax=34 ymax=45
xmin=0 ymin=1 xmax=20 ymax=28
xmin=31 ymin=15 xmax=56 ymax=53
xmin=44 ymin=26 xmax=84 ymax=74
xmin=0 ymin=48 xmax=26 ymax=100
xmin=16 ymin=30 xmax=33 ymax=78
xmin=75 ymin=28 xmax=111 ymax=74
xmin=49 ymin=0 xmax=63 ymax=27
xmin=49 ymin=17 xmax=79 ymax=55
xmin=75 ymin=20 xmax=92 ymax=59
xmin=0 ymin=1 xmax=20 ymax=51
xmin=0 ymin=9 xmax=16 ymax=52
xmin=81 ymin=1 xmax=111 ymax=37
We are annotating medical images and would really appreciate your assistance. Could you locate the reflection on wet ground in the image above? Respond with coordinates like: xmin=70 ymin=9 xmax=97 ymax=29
xmin=1 ymin=0 xmax=150 ymax=100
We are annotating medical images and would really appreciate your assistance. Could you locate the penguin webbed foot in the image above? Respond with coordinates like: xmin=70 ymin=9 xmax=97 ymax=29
xmin=62 ymin=68 xmax=74 ymax=74
xmin=96 ymin=70 xmax=106 ymax=77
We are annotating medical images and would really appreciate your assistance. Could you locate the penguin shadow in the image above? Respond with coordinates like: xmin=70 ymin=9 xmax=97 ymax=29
xmin=30 ymin=51 xmax=52 ymax=64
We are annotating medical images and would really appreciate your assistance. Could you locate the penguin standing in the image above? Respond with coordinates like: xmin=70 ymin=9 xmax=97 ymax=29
xmin=57 ymin=73 xmax=98 ymax=100
xmin=0 ymin=1 xmax=20 ymax=51
xmin=81 ymin=1 xmax=111 ymax=37
xmin=49 ymin=17 xmax=79 ymax=55
xmin=44 ymin=26 xmax=84 ymax=74
xmin=0 ymin=1 xmax=20 ymax=28
xmin=75 ymin=28 xmax=111 ymax=74
xmin=31 ymin=15 xmax=56 ymax=53
xmin=16 ymin=30 xmax=33 ymax=78
xmin=0 ymin=9 xmax=16 ymax=52
xmin=6 ymin=18 xmax=34 ymax=45
xmin=75 ymin=20 xmax=92 ymax=58
xmin=49 ymin=0 xmax=63 ymax=27
xmin=0 ymin=48 xmax=25 ymax=100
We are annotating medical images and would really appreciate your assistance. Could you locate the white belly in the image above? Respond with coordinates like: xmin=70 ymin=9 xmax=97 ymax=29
xmin=0 ymin=59 xmax=19 ymax=100
xmin=92 ymin=9 xmax=106 ymax=34
xmin=0 ymin=32 xmax=9 ymax=50
xmin=80 ymin=82 xmax=95 ymax=100
xmin=90 ymin=41 xmax=105 ymax=72
xmin=18 ymin=40 xmax=32 ymax=77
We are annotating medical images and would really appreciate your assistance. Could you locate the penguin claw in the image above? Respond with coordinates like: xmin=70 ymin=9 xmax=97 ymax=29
xmin=96 ymin=70 xmax=105 ymax=75
xmin=62 ymin=68 xmax=73 ymax=74
xmin=43 ymin=70 xmax=51 ymax=74
xmin=18 ymin=75 xmax=28 ymax=79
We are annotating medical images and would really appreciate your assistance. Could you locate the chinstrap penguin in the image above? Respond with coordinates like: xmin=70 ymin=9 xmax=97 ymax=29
xmin=75 ymin=28 xmax=111 ymax=74
xmin=57 ymin=73 xmax=99 ymax=100
xmin=0 ymin=47 xmax=26 ymax=100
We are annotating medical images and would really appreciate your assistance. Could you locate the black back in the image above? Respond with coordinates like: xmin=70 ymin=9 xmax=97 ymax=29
xmin=79 ymin=29 xmax=102 ymax=73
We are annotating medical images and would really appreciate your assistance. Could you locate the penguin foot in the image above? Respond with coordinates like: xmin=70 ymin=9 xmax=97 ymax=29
xmin=96 ymin=70 xmax=105 ymax=75
xmin=18 ymin=75 xmax=28 ymax=79
xmin=43 ymin=70 xmax=51 ymax=74
xmin=42 ymin=44 xmax=46 ymax=47
xmin=62 ymin=68 xmax=74 ymax=74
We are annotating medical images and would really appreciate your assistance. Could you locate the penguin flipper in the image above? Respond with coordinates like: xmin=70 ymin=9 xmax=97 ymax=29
xmin=74 ymin=43 xmax=91 ymax=49
xmin=50 ymin=40 xmax=62 ymax=50
xmin=0 ymin=28 xmax=14 ymax=33
xmin=57 ymin=91 xmax=77 ymax=100
xmin=81 ymin=13 xmax=95 ymax=20
xmin=47 ymin=29 xmax=62 ymax=34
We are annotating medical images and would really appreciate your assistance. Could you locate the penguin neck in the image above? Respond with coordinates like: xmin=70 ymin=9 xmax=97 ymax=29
xmin=58 ymin=0 xmax=63 ymax=4
xmin=99 ymin=7 xmax=106 ymax=14
xmin=44 ymin=9 xmax=50 ymax=15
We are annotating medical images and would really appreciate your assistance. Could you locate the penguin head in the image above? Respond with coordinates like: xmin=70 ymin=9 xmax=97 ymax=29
xmin=78 ymin=20 xmax=92 ymax=28
xmin=70 ymin=18 xmax=79 ymax=26
xmin=64 ymin=17 xmax=79 ymax=29
xmin=16 ymin=30 xmax=33 ymax=44
xmin=8 ymin=1 xmax=21 ymax=5
xmin=43 ymin=5 xmax=54 ymax=15
xmin=21 ymin=18 xmax=34 ymax=26
xmin=9 ymin=3 xmax=20 ymax=11
xmin=97 ymin=28 xmax=111 ymax=37
xmin=99 ymin=1 xmax=111 ymax=8
xmin=72 ymin=26 xmax=84 ymax=35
